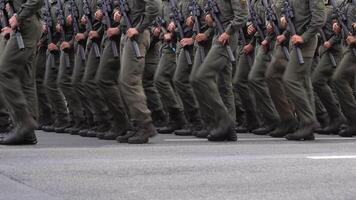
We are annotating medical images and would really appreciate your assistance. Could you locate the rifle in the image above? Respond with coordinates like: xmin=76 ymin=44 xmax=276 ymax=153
xmin=83 ymin=0 xmax=101 ymax=58
xmin=169 ymin=0 xmax=193 ymax=65
xmin=282 ymin=0 xmax=304 ymax=64
xmin=1 ymin=1 xmax=24 ymax=50
xmin=205 ymin=0 xmax=235 ymax=62
xmin=56 ymin=0 xmax=71 ymax=67
xmin=43 ymin=0 xmax=55 ymax=64
xmin=154 ymin=16 xmax=176 ymax=52
xmin=189 ymin=0 xmax=205 ymax=63
xmin=330 ymin=0 xmax=356 ymax=56
xmin=239 ymin=28 xmax=254 ymax=66
xmin=248 ymin=0 xmax=266 ymax=40
xmin=99 ymin=0 xmax=119 ymax=58
xmin=319 ymin=29 xmax=337 ymax=68
xmin=68 ymin=0 xmax=86 ymax=61
xmin=262 ymin=0 xmax=290 ymax=60
xmin=115 ymin=0 xmax=143 ymax=58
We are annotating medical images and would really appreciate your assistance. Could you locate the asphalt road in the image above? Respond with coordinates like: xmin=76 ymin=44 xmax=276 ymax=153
xmin=1 ymin=131 xmax=356 ymax=200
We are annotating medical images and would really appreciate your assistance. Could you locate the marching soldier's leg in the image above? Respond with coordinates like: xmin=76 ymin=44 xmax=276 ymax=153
xmin=248 ymin=46 xmax=280 ymax=135
xmin=266 ymin=45 xmax=298 ymax=137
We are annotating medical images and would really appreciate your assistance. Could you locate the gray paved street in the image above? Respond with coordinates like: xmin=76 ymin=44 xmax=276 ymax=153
xmin=1 ymin=131 xmax=356 ymax=200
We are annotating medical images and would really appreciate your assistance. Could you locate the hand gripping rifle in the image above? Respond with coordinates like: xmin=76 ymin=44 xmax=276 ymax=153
xmin=43 ymin=0 xmax=55 ymax=63
xmin=248 ymin=0 xmax=266 ymax=40
xmin=239 ymin=28 xmax=254 ymax=66
xmin=205 ymin=0 xmax=235 ymax=62
xmin=1 ymin=0 xmax=24 ymax=50
xmin=319 ymin=29 xmax=337 ymax=68
xmin=83 ymin=0 xmax=101 ymax=58
xmin=169 ymin=0 xmax=193 ymax=65
xmin=68 ymin=0 xmax=86 ymax=61
xmin=56 ymin=0 xmax=71 ymax=67
xmin=262 ymin=0 xmax=290 ymax=60
xmin=330 ymin=0 xmax=356 ymax=56
xmin=100 ymin=0 xmax=119 ymax=58
xmin=154 ymin=16 xmax=176 ymax=52
xmin=115 ymin=0 xmax=143 ymax=58
xmin=189 ymin=0 xmax=205 ymax=63
xmin=282 ymin=0 xmax=304 ymax=64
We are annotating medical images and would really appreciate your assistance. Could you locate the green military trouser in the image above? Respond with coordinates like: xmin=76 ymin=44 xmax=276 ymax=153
xmin=0 ymin=36 xmax=10 ymax=126
xmin=119 ymin=30 xmax=152 ymax=123
xmin=44 ymin=51 xmax=69 ymax=122
xmin=58 ymin=48 xmax=85 ymax=123
xmin=248 ymin=44 xmax=279 ymax=125
xmin=190 ymin=42 xmax=213 ymax=126
xmin=194 ymin=33 xmax=238 ymax=128
xmin=96 ymin=38 xmax=129 ymax=128
xmin=312 ymin=47 xmax=343 ymax=121
xmin=143 ymin=41 xmax=164 ymax=113
xmin=154 ymin=45 xmax=183 ymax=113
xmin=0 ymin=25 xmax=41 ymax=122
xmin=283 ymin=36 xmax=318 ymax=125
xmin=332 ymin=48 xmax=356 ymax=125
xmin=72 ymin=43 xmax=93 ymax=124
xmin=82 ymin=41 xmax=109 ymax=124
xmin=266 ymin=44 xmax=295 ymax=121
xmin=35 ymin=46 xmax=53 ymax=124
xmin=173 ymin=44 xmax=200 ymax=120
xmin=233 ymin=49 xmax=260 ymax=126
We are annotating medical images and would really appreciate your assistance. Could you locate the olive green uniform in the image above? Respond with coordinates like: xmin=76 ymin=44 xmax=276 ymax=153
xmin=0 ymin=33 xmax=11 ymax=128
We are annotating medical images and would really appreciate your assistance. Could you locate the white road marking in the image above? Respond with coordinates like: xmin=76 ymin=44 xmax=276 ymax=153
xmin=164 ymin=137 xmax=356 ymax=142
xmin=307 ymin=155 xmax=356 ymax=160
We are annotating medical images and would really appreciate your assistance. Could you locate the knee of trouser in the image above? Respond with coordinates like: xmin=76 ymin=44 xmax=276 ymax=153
xmin=119 ymin=74 xmax=140 ymax=87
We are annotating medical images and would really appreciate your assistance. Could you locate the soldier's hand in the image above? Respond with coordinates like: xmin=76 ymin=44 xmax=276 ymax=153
xmin=346 ymin=35 xmax=356 ymax=46
xmin=9 ymin=15 xmax=19 ymax=29
xmin=247 ymin=25 xmax=256 ymax=35
xmin=261 ymin=40 xmax=269 ymax=51
xmin=291 ymin=35 xmax=304 ymax=45
xmin=107 ymin=27 xmax=120 ymax=39
xmin=66 ymin=15 xmax=73 ymax=26
xmin=75 ymin=33 xmax=86 ymax=42
xmin=89 ymin=30 xmax=99 ymax=39
xmin=186 ymin=16 xmax=194 ymax=29
xmin=127 ymin=28 xmax=139 ymax=38
xmin=48 ymin=43 xmax=59 ymax=52
xmin=163 ymin=33 xmax=172 ymax=42
xmin=242 ymin=43 xmax=254 ymax=55
xmin=153 ymin=27 xmax=161 ymax=37
xmin=277 ymin=34 xmax=287 ymax=44
xmin=205 ymin=14 xmax=213 ymax=27
xmin=280 ymin=16 xmax=288 ymax=29
xmin=113 ymin=10 xmax=122 ymax=23
xmin=196 ymin=33 xmax=208 ymax=43
xmin=1 ymin=26 xmax=12 ymax=39
xmin=95 ymin=10 xmax=104 ymax=21
xmin=333 ymin=23 xmax=341 ymax=34
xmin=167 ymin=22 xmax=176 ymax=32
xmin=266 ymin=22 xmax=274 ymax=34
xmin=218 ymin=32 xmax=230 ymax=45
xmin=352 ymin=23 xmax=356 ymax=30
xmin=81 ymin=16 xmax=88 ymax=26
xmin=180 ymin=38 xmax=194 ymax=47
xmin=323 ymin=41 xmax=331 ymax=50
xmin=60 ymin=41 xmax=71 ymax=50
xmin=55 ymin=23 xmax=62 ymax=33
xmin=42 ymin=24 xmax=47 ymax=34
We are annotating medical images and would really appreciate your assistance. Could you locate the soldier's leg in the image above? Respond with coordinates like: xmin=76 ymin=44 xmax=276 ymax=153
xmin=118 ymin=30 xmax=156 ymax=144
xmin=96 ymin=39 xmax=130 ymax=140
xmin=283 ymin=37 xmax=318 ymax=140
xmin=332 ymin=50 xmax=356 ymax=137
xmin=173 ymin=46 xmax=202 ymax=135
xmin=248 ymin=47 xmax=280 ymax=135
xmin=154 ymin=48 xmax=186 ymax=134
xmin=266 ymin=45 xmax=298 ymax=137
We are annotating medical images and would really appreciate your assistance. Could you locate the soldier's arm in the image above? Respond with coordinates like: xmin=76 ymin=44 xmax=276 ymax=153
xmin=16 ymin=0 xmax=44 ymax=23
xmin=226 ymin=0 xmax=248 ymax=35
xmin=137 ymin=0 xmax=161 ymax=33
xmin=301 ymin=0 xmax=326 ymax=43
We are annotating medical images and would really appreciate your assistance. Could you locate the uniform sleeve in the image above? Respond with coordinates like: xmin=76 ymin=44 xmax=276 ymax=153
xmin=301 ymin=0 xmax=326 ymax=43
xmin=226 ymin=0 xmax=248 ymax=35
xmin=137 ymin=0 xmax=162 ymax=33
xmin=17 ymin=0 xmax=44 ymax=23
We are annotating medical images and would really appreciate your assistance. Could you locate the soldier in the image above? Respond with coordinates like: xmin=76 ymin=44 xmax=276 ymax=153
xmin=154 ymin=0 xmax=187 ymax=134
xmin=277 ymin=0 xmax=326 ymax=140
xmin=116 ymin=0 xmax=161 ymax=144
xmin=193 ymin=0 xmax=248 ymax=141
xmin=332 ymin=0 xmax=356 ymax=137
xmin=0 ymin=0 xmax=43 ymax=144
